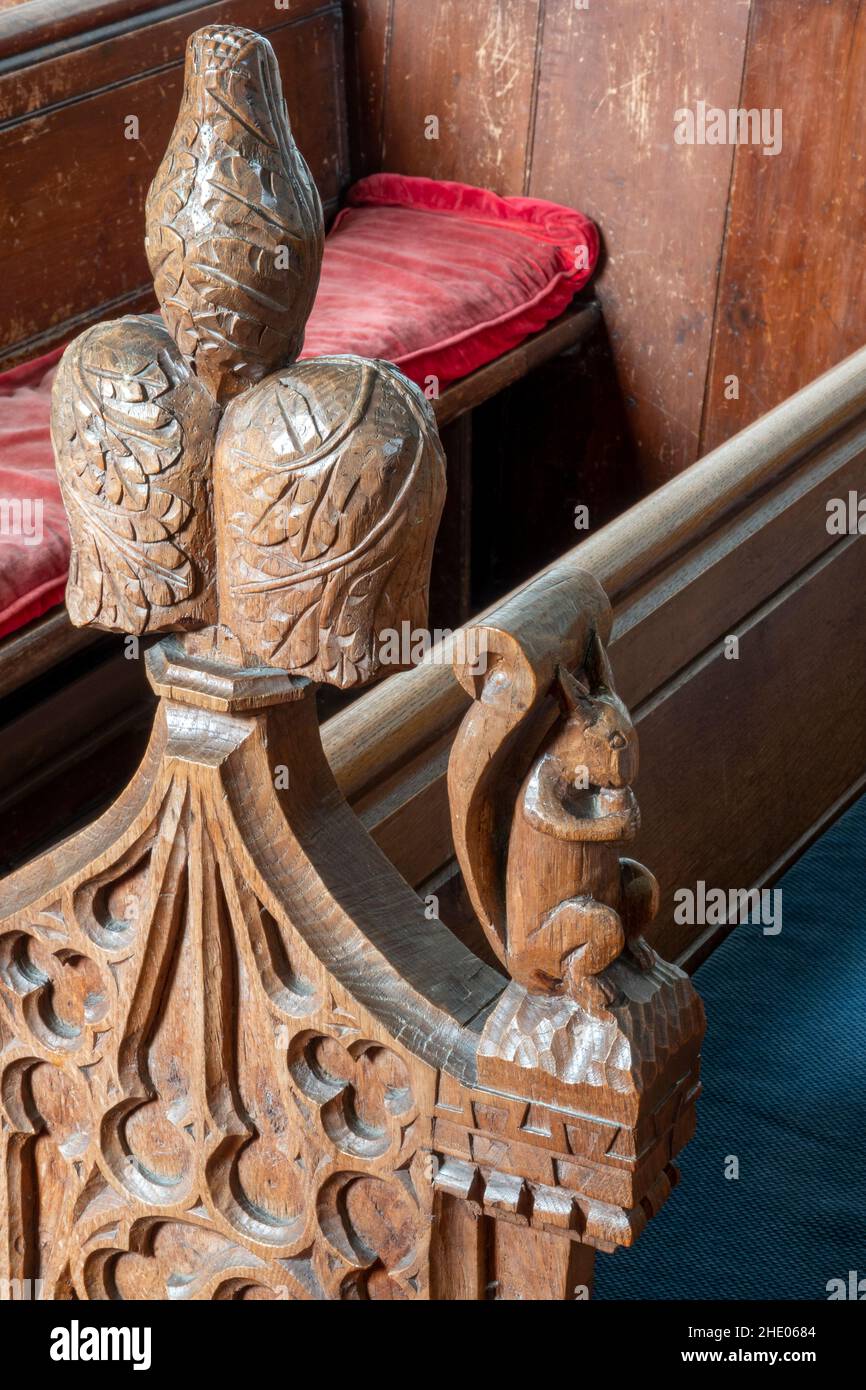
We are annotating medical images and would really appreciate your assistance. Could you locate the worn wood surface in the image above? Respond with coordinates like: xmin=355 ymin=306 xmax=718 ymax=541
xmin=701 ymin=0 xmax=866 ymax=453
xmin=527 ymin=0 xmax=751 ymax=485
xmin=348 ymin=0 xmax=866 ymax=486
xmin=377 ymin=0 xmax=541 ymax=191
xmin=347 ymin=0 xmax=752 ymax=486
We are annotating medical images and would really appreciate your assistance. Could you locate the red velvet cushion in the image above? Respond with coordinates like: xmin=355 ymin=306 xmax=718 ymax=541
xmin=0 ymin=349 xmax=68 ymax=639
xmin=0 ymin=177 xmax=597 ymax=639
xmin=300 ymin=174 xmax=598 ymax=388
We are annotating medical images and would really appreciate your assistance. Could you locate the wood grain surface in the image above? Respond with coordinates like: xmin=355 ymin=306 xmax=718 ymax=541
xmin=348 ymin=0 xmax=866 ymax=487
xmin=0 ymin=23 xmax=706 ymax=1299
xmin=702 ymin=0 xmax=866 ymax=454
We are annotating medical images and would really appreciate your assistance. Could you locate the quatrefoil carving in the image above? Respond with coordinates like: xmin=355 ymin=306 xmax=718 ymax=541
xmin=288 ymin=1034 xmax=415 ymax=1159
xmin=0 ymin=932 xmax=109 ymax=1053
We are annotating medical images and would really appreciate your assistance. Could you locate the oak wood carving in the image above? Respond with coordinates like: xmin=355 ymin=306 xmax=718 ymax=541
xmin=0 ymin=23 xmax=703 ymax=1301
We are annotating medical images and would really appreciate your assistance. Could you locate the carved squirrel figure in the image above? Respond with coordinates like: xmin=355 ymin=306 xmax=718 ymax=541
xmin=505 ymin=634 xmax=658 ymax=1002
xmin=448 ymin=625 xmax=658 ymax=1009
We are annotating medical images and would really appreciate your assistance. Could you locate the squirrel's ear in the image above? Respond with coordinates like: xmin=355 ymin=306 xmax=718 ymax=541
xmin=556 ymin=664 xmax=594 ymax=723
xmin=583 ymin=630 xmax=616 ymax=695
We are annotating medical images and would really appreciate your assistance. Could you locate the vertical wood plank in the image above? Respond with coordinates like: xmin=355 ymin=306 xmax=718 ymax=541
xmin=492 ymin=1222 xmax=595 ymax=1301
xmin=528 ymin=0 xmax=751 ymax=485
xmin=702 ymin=0 xmax=866 ymax=453
xmin=379 ymin=0 xmax=540 ymax=191
xmin=429 ymin=1192 xmax=486 ymax=1300
xmin=344 ymin=0 xmax=393 ymax=178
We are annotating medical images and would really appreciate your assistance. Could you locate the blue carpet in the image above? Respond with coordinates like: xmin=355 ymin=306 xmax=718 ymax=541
xmin=595 ymin=794 xmax=866 ymax=1300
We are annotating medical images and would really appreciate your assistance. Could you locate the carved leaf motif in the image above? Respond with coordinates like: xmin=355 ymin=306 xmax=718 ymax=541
xmin=145 ymin=25 xmax=324 ymax=403
xmin=215 ymin=356 xmax=446 ymax=686
xmin=51 ymin=315 xmax=220 ymax=634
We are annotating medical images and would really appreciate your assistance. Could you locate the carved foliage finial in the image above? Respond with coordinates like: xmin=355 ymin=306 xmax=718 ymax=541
xmin=52 ymin=27 xmax=445 ymax=679
xmin=145 ymin=24 xmax=324 ymax=404
xmin=51 ymin=315 xmax=220 ymax=634
xmin=214 ymin=357 xmax=446 ymax=686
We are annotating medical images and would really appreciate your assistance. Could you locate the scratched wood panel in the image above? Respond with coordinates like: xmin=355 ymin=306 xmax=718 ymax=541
xmin=528 ymin=0 xmax=751 ymax=486
xmin=0 ymin=0 xmax=175 ymax=57
xmin=375 ymin=0 xmax=540 ymax=192
xmin=702 ymin=0 xmax=866 ymax=454
xmin=343 ymin=0 xmax=392 ymax=179
xmin=634 ymin=533 xmax=866 ymax=964
xmin=0 ymin=0 xmax=347 ymax=365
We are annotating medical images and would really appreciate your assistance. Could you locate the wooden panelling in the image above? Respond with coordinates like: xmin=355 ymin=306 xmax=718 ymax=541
xmin=702 ymin=0 xmax=866 ymax=454
xmin=373 ymin=0 xmax=541 ymax=191
xmin=347 ymin=0 xmax=754 ymax=486
xmin=343 ymin=0 xmax=392 ymax=179
xmin=346 ymin=0 xmax=866 ymax=487
xmin=0 ymin=0 xmax=349 ymax=365
xmin=528 ymin=0 xmax=751 ymax=486
xmin=634 ymin=535 xmax=866 ymax=965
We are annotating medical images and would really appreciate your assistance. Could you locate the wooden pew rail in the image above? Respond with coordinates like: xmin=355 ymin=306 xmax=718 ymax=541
xmin=326 ymin=340 xmax=866 ymax=970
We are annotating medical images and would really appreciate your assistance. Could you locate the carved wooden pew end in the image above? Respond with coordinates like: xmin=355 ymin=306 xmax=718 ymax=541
xmin=0 ymin=24 xmax=704 ymax=1302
